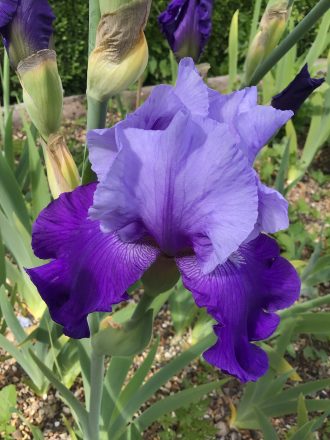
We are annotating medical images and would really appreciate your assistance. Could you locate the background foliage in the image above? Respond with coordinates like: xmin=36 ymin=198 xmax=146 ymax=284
xmin=0 ymin=0 xmax=319 ymax=98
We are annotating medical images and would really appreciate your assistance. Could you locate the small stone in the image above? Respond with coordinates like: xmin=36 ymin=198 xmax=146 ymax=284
xmin=216 ymin=421 xmax=229 ymax=436
xmin=54 ymin=421 xmax=60 ymax=427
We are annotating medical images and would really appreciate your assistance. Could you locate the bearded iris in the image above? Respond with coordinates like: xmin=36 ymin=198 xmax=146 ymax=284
xmin=158 ymin=0 xmax=213 ymax=62
xmin=27 ymin=59 xmax=300 ymax=383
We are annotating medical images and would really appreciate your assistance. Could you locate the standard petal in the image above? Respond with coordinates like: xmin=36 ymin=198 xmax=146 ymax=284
xmin=0 ymin=0 xmax=18 ymax=28
xmin=208 ymin=88 xmax=292 ymax=164
xmin=87 ymin=128 xmax=119 ymax=182
xmin=257 ymin=181 xmax=289 ymax=233
xmin=90 ymin=111 xmax=258 ymax=273
xmin=27 ymin=184 xmax=160 ymax=338
xmin=174 ymin=57 xmax=209 ymax=117
xmin=176 ymin=234 xmax=300 ymax=382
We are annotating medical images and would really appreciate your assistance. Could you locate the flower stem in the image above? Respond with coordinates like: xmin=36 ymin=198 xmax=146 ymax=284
xmin=87 ymin=313 xmax=104 ymax=440
xmin=83 ymin=0 xmax=108 ymax=184
xmin=246 ymin=0 xmax=330 ymax=86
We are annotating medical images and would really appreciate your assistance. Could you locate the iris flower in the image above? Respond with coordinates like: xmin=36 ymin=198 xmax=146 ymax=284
xmin=27 ymin=59 xmax=300 ymax=382
xmin=158 ymin=0 xmax=213 ymax=62
xmin=271 ymin=64 xmax=325 ymax=113
xmin=0 ymin=0 xmax=55 ymax=67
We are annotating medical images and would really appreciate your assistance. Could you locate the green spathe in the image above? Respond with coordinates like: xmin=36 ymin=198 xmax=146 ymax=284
xmin=244 ymin=0 xmax=292 ymax=84
xmin=17 ymin=49 xmax=63 ymax=140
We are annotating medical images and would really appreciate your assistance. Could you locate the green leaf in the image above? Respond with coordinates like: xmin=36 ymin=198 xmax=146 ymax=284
xmin=249 ymin=0 xmax=263 ymax=45
xmin=108 ymin=334 xmax=215 ymax=437
xmin=254 ymin=407 xmax=277 ymax=440
xmin=0 ymin=151 xmax=31 ymax=232
xmin=294 ymin=312 xmax=330 ymax=335
xmin=0 ymin=334 xmax=44 ymax=391
xmin=228 ymin=10 xmax=239 ymax=92
xmin=169 ymin=281 xmax=197 ymax=334
xmin=109 ymin=338 xmax=159 ymax=427
xmin=92 ymin=309 xmax=153 ymax=357
xmin=134 ymin=379 xmax=227 ymax=433
xmin=0 ymin=286 xmax=27 ymax=344
xmin=102 ymin=356 xmax=133 ymax=428
xmin=297 ymin=394 xmax=309 ymax=428
xmin=23 ymin=121 xmax=51 ymax=219
xmin=304 ymin=9 xmax=330 ymax=67
xmin=0 ymin=229 xmax=6 ymax=287
xmin=275 ymin=139 xmax=290 ymax=195
xmin=76 ymin=339 xmax=91 ymax=405
xmin=269 ymin=378 xmax=330 ymax=405
xmin=0 ymin=385 xmax=16 ymax=424
xmin=29 ymin=350 xmax=89 ymax=435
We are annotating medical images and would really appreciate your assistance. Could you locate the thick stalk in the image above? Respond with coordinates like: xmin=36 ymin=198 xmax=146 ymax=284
xmin=83 ymin=0 xmax=108 ymax=184
xmin=131 ymin=291 xmax=154 ymax=321
xmin=3 ymin=53 xmax=10 ymax=120
xmin=87 ymin=313 xmax=104 ymax=440
xmin=247 ymin=0 xmax=330 ymax=86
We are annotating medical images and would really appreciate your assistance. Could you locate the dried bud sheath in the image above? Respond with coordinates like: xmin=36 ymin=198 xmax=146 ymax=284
xmin=87 ymin=0 xmax=151 ymax=102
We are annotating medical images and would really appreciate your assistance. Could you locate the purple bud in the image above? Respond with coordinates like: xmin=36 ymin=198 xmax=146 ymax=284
xmin=271 ymin=64 xmax=325 ymax=113
xmin=0 ymin=0 xmax=55 ymax=68
xmin=158 ymin=0 xmax=213 ymax=62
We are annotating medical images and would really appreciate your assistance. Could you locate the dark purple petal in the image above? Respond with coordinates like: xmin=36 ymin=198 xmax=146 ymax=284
xmin=271 ymin=64 xmax=325 ymax=113
xmin=0 ymin=0 xmax=18 ymax=27
xmin=158 ymin=0 xmax=213 ymax=61
xmin=1 ymin=0 xmax=55 ymax=66
xmin=176 ymin=234 xmax=300 ymax=382
xmin=90 ymin=111 xmax=259 ymax=273
xmin=26 ymin=183 xmax=160 ymax=338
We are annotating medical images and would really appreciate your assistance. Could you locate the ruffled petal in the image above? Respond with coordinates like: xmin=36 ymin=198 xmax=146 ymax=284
xmin=174 ymin=57 xmax=209 ymax=117
xmin=0 ymin=0 xmax=18 ymax=28
xmin=257 ymin=181 xmax=289 ymax=233
xmin=26 ymin=183 xmax=160 ymax=338
xmin=90 ymin=111 xmax=258 ymax=273
xmin=272 ymin=64 xmax=325 ymax=113
xmin=176 ymin=234 xmax=300 ymax=382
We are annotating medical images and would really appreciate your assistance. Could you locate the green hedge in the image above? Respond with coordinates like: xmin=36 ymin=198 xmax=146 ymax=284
xmin=3 ymin=0 xmax=318 ymax=98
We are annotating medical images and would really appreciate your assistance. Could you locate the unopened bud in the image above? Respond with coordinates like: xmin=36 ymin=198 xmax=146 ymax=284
xmin=142 ymin=255 xmax=180 ymax=296
xmin=245 ymin=1 xmax=291 ymax=83
xmin=17 ymin=49 xmax=63 ymax=140
xmin=87 ymin=0 xmax=151 ymax=102
xmin=43 ymin=134 xmax=80 ymax=199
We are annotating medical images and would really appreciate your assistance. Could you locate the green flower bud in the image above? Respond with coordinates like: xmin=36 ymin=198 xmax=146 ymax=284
xmin=87 ymin=0 xmax=151 ymax=102
xmin=43 ymin=134 xmax=80 ymax=199
xmin=17 ymin=49 xmax=63 ymax=140
xmin=244 ymin=0 xmax=291 ymax=83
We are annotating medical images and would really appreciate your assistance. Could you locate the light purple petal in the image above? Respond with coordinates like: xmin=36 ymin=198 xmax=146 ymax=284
xmin=176 ymin=234 xmax=300 ymax=382
xmin=257 ymin=181 xmax=289 ymax=233
xmin=90 ymin=111 xmax=259 ymax=273
xmin=208 ymin=87 xmax=293 ymax=164
xmin=174 ymin=57 xmax=209 ymax=117
xmin=26 ymin=183 xmax=160 ymax=338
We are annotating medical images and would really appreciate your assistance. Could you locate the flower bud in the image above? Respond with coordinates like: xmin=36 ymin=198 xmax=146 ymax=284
xmin=17 ymin=49 xmax=63 ymax=140
xmin=87 ymin=0 xmax=151 ymax=102
xmin=142 ymin=255 xmax=180 ymax=296
xmin=245 ymin=0 xmax=291 ymax=83
xmin=43 ymin=134 xmax=80 ymax=199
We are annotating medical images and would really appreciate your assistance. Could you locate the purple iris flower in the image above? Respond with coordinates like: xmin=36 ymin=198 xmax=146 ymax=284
xmin=0 ymin=0 xmax=55 ymax=67
xmin=27 ymin=59 xmax=300 ymax=382
xmin=158 ymin=0 xmax=213 ymax=62
xmin=272 ymin=64 xmax=325 ymax=113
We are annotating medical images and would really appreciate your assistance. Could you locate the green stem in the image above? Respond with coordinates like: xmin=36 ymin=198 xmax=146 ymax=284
xmin=169 ymin=51 xmax=178 ymax=85
xmin=247 ymin=0 xmax=330 ymax=86
xmin=83 ymin=0 xmax=108 ymax=184
xmin=3 ymin=52 xmax=10 ymax=121
xmin=87 ymin=313 xmax=104 ymax=440
xmin=279 ymin=294 xmax=330 ymax=318
xmin=131 ymin=291 xmax=154 ymax=321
